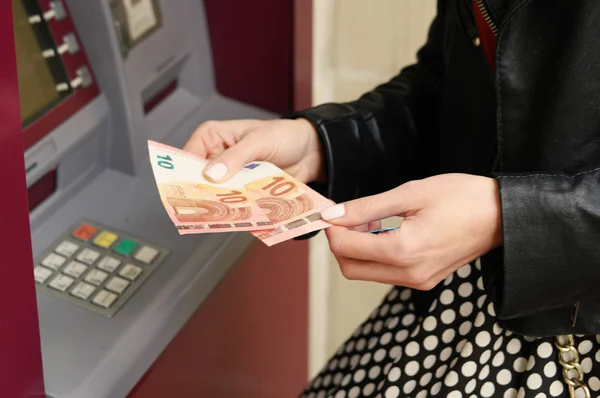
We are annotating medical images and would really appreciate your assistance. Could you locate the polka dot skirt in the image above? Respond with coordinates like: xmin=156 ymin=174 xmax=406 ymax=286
xmin=301 ymin=260 xmax=600 ymax=398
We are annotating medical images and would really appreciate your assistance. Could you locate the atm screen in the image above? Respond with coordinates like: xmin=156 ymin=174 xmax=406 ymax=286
xmin=12 ymin=0 xmax=72 ymax=127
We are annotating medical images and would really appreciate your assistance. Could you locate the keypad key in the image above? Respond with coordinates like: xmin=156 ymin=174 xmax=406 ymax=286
xmin=105 ymin=277 xmax=130 ymax=294
xmin=97 ymin=256 xmax=121 ymax=273
xmin=62 ymin=261 xmax=88 ymax=278
xmin=34 ymin=266 xmax=53 ymax=284
xmin=118 ymin=264 xmax=143 ymax=281
xmin=134 ymin=246 xmax=159 ymax=264
xmin=76 ymin=248 xmax=100 ymax=265
xmin=84 ymin=269 xmax=109 ymax=286
xmin=70 ymin=282 xmax=96 ymax=300
xmin=114 ymin=239 xmax=138 ymax=256
xmin=72 ymin=224 xmax=98 ymax=241
xmin=48 ymin=274 xmax=75 ymax=292
xmin=55 ymin=241 xmax=79 ymax=257
xmin=41 ymin=253 xmax=67 ymax=270
xmin=92 ymin=290 xmax=118 ymax=309
xmin=93 ymin=231 xmax=119 ymax=249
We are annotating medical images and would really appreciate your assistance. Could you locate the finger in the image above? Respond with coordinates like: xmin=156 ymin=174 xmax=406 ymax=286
xmin=348 ymin=220 xmax=382 ymax=233
xmin=203 ymin=133 xmax=270 ymax=182
xmin=183 ymin=119 xmax=262 ymax=158
xmin=326 ymin=226 xmax=401 ymax=264
xmin=320 ymin=183 xmax=420 ymax=226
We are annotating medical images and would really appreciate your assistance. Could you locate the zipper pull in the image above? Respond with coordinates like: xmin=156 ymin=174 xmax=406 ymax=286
xmin=571 ymin=302 xmax=580 ymax=328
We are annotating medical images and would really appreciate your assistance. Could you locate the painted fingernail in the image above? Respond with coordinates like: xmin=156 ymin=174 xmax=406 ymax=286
xmin=205 ymin=162 xmax=228 ymax=181
xmin=321 ymin=204 xmax=345 ymax=220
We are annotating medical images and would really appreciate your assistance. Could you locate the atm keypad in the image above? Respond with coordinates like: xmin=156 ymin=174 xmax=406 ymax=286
xmin=33 ymin=219 xmax=170 ymax=318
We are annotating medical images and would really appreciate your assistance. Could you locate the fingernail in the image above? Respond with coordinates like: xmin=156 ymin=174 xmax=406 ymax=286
xmin=205 ymin=162 xmax=228 ymax=181
xmin=321 ymin=204 xmax=345 ymax=221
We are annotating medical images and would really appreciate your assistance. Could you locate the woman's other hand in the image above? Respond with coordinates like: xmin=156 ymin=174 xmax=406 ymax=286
xmin=184 ymin=118 xmax=324 ymax=184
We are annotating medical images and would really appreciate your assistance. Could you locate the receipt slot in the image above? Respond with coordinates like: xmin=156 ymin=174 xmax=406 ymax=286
xmin=0 ymin=1 xmax=45 ymax=396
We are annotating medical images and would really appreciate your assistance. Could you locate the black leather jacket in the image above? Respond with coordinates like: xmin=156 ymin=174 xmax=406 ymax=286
xmin=287 ymin=0 xmax=600 ymax=337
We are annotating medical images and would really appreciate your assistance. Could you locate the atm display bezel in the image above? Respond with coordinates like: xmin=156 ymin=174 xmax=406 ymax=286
xmin=21 ymin=0 xmax=100 ymax=151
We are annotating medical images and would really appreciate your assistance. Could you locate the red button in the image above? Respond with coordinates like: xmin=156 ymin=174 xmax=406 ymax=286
xmin=72 ymin=224 xmax=98 ymax=241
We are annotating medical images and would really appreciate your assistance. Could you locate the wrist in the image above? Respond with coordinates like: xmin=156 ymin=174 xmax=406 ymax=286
xmin=296 ymin=118 xmax=326 ymax=183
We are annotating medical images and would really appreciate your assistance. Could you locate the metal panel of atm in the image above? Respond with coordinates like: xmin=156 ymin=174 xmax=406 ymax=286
xmin=15 ymin=0 xmax=276 ymax=397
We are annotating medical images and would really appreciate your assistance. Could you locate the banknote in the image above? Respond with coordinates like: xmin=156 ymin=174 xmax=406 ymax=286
xmin=241 ymin=162 xmax=334 ymax=246
xmin=148 ymin=140 xmax=274 ymax=234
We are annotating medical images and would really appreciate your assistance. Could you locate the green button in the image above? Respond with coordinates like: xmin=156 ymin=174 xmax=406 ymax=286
xmin=114 ymin=239 xmax=138 ymax=256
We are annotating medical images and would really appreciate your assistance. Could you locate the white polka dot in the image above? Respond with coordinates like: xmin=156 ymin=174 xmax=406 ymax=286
xmin=436 ymin=364 xmax=448 ymax=379
xmin=379 ymin=304 xmax=390 ymax=317
xmin=504 ymin=388 xmax=518 ymax=398
xmin=323 ymin=374 xmax=332 ymax=386
xmin=478 ymin=364 xmax=490 ymax=380
xmin=444 ymin=273 xmax=454 ymax=286
xmin=480 ymin=349 xmax=491 ymax=364
xmin=493 ymin=323 xmax=503 ymax=335
xmin=440 ymin=289 xmax=455 ymax=305
xmin=424 ymin=354 xmax=437 ymax=369
xmin=513 ymin=357 xmax=527 ymax=372
xmin=339 ymin=357 xmax=349 ymax=369
xmin=403 ymin=380 xmax=416 ymax=395
xmin=405 ymin=361 xmax=419 ymax=376
xmin=527 ymin=355 xmax=536 ymax=371
xmin=476 ymin=331 xmax=491 ymax=347
xmin=480 ymin=381 xmax=495 ymax=397
xmin=380 ymin=332 xmax=392 ymax=345
xmin=527 ymin=373 xmax=542 ymax=390
xmin=447 ymin=391 xmax=462 ymax=398
xmin=387 ymin=288 xmax=399 ymax=301
xmin=431 ymin=381 xmax=442 ymax=395
xmin=497 ymin=369 xmax=512 ymax=385
xmin=459 ymin=321 xmax=473 ymax=336
xmin=596 ymin=349 xmax=600 ymax=362
xmin=425 ymin=335 xmax=439 ymax=351
xmin=350 ymin=354 xmax=360 ymax=367
xmin=501 ymin=338 xmax=519 ymax=355
xmin=492 ymin=352 xmax=505 ymax=367
xmin=423 ymin=316 xmax=437 ymax=331
xmin=477 ymin=277 xmax=484 ymax=290
xmin=456 ymin=339 xmax=467 ymax=352
xmin=400 ymin=289 xmax=411 ymax=301
xmin=428 ymin=299 xmax=438 ymax=312
xmin=457 ymin=264 xmax=471 ymax=278
xmin=356 ymin=339 xmax=366 ymax=351
xmin=450 ymin=357 xmax=459 ymax=369
xmin=460 ymin=302 xmax=474 ymax=317
xmin=334 ymin=373 xmax=343 ymax=384
xmin=373 ymin=320 xmax=383 ymax=332
xmin=420 ymin=372 xmax=432 ymax=386
xmin=362 ymin=322 xmax=373 ymax=335
xmin=440 ymin=347 xmax=453 ymax=362
xmin=388 ymin=367 xmax=401 ymax=382
xmin=443 ymin=328 xmax=456 ymax=344
xmin=544 ymin=361 xmax=557 ymax=378
xmin=391 ymin=303 xmax=404 ymax=314
xmin=353 ymin=369 xmax=366 ymax=383
xmin=582 ymin=357 xmax=593 ymax=373
xmin=487 ymin=302 xmax=496 ymax=316
xmin=477 ymin=295 xmax=487 ymax=308
xmin=461 ymin=361 xmax=477 ymax=377
xmin=402 ymin=313 xmax=415 ymax=326
xmin=349 ymin=386 xmax=361 ymax=398
xmin=335 ymin=390 xmax=346 ymax=398
xmin=517 ymin=387 xmax=526 ymax=398
xmin=466 ymin=379 xmax=477 ymax=393
xmin=475 ymin=259 xmax=482 ymax=269
xmin=384 ymin=386 xmax=400 ymax=398
xmin=384 ymin=362 xmax=393 ymax=374
xmin=444 ymin=370 xmax=459 ymax=387
xmin=579 ymin=339 xmax=593 ymax=355
xmin=535 ymin=393 xmax=547 ymax=398
xmin=395 ymin=329 xmax=408 ymax=343
xmin=410 ymin=324 xmax=421 ymax=338
xmin=369 ymin=366 xmax=381 ymax=379
xmin=460 ymin=342 xmax=474 ymax=358
xmin=441 ymin=309 xmax=456 ymax=324
xmin=416 ymin=391 xmax=428 ymax=398
xmin=549 ymin=380 xmax=564 ymax=396
xmin=589 ymin=376 xmax=600 ymax=391
xmin=368 ymin=337 xmax=377 ymax=349
xmin=458 ymin=282 xmax=473 ymax=297
xmin=360 ymin=352 xmax=371 ymax=365
xmin=493 ymin=336 xmax=504 ymax=351
xmin=341 ymin=374 xmax=352 ymax=386
xmin=474 ymin=312 xmax=486 ymax=327
xmin=406 ymin=341 xmax=420 ymax=357
xmin=389 ymin=345 xmax=401 ymax=360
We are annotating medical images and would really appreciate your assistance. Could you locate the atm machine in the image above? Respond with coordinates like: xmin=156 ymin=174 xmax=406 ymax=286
xmin=12 ymin=0 xmax=278 ymax=396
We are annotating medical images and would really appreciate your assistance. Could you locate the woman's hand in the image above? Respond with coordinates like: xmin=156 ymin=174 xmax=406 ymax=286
xmin=321 ymin=174 xmax=503 ymax=290
xmin=183 ymin=118 xmax=324 ymax=184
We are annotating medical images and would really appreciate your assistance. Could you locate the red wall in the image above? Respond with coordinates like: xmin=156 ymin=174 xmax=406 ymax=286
xmin=129 ymin=1 xmax=313 ymax=397
xmin=0 ymin=1 xmax=45 ymax=396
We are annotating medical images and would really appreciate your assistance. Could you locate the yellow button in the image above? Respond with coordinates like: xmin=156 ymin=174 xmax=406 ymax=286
xmin=93 ymin=231 xmax=119 ymax=248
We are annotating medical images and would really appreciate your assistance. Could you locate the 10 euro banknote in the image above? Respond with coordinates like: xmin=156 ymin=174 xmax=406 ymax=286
xmin=148 ymin=140 xmax=334 ymax=245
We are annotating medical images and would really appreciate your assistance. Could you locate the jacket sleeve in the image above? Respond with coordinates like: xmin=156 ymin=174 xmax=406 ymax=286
xmin=491 ymin=167 xmax=600 ymax=320
xmin=285 ymin=7 xmax=445 ymax=207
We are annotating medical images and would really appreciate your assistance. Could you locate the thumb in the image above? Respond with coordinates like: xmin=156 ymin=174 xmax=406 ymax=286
xmin=203 ymin=134 xmax=268 ymax=182
xmin=320 ymin=185 xmax=418 ymax=226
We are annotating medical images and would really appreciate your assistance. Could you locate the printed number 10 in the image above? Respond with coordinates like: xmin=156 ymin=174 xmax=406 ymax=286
xmin=157 ymin=154 xmax=174 ymax=169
